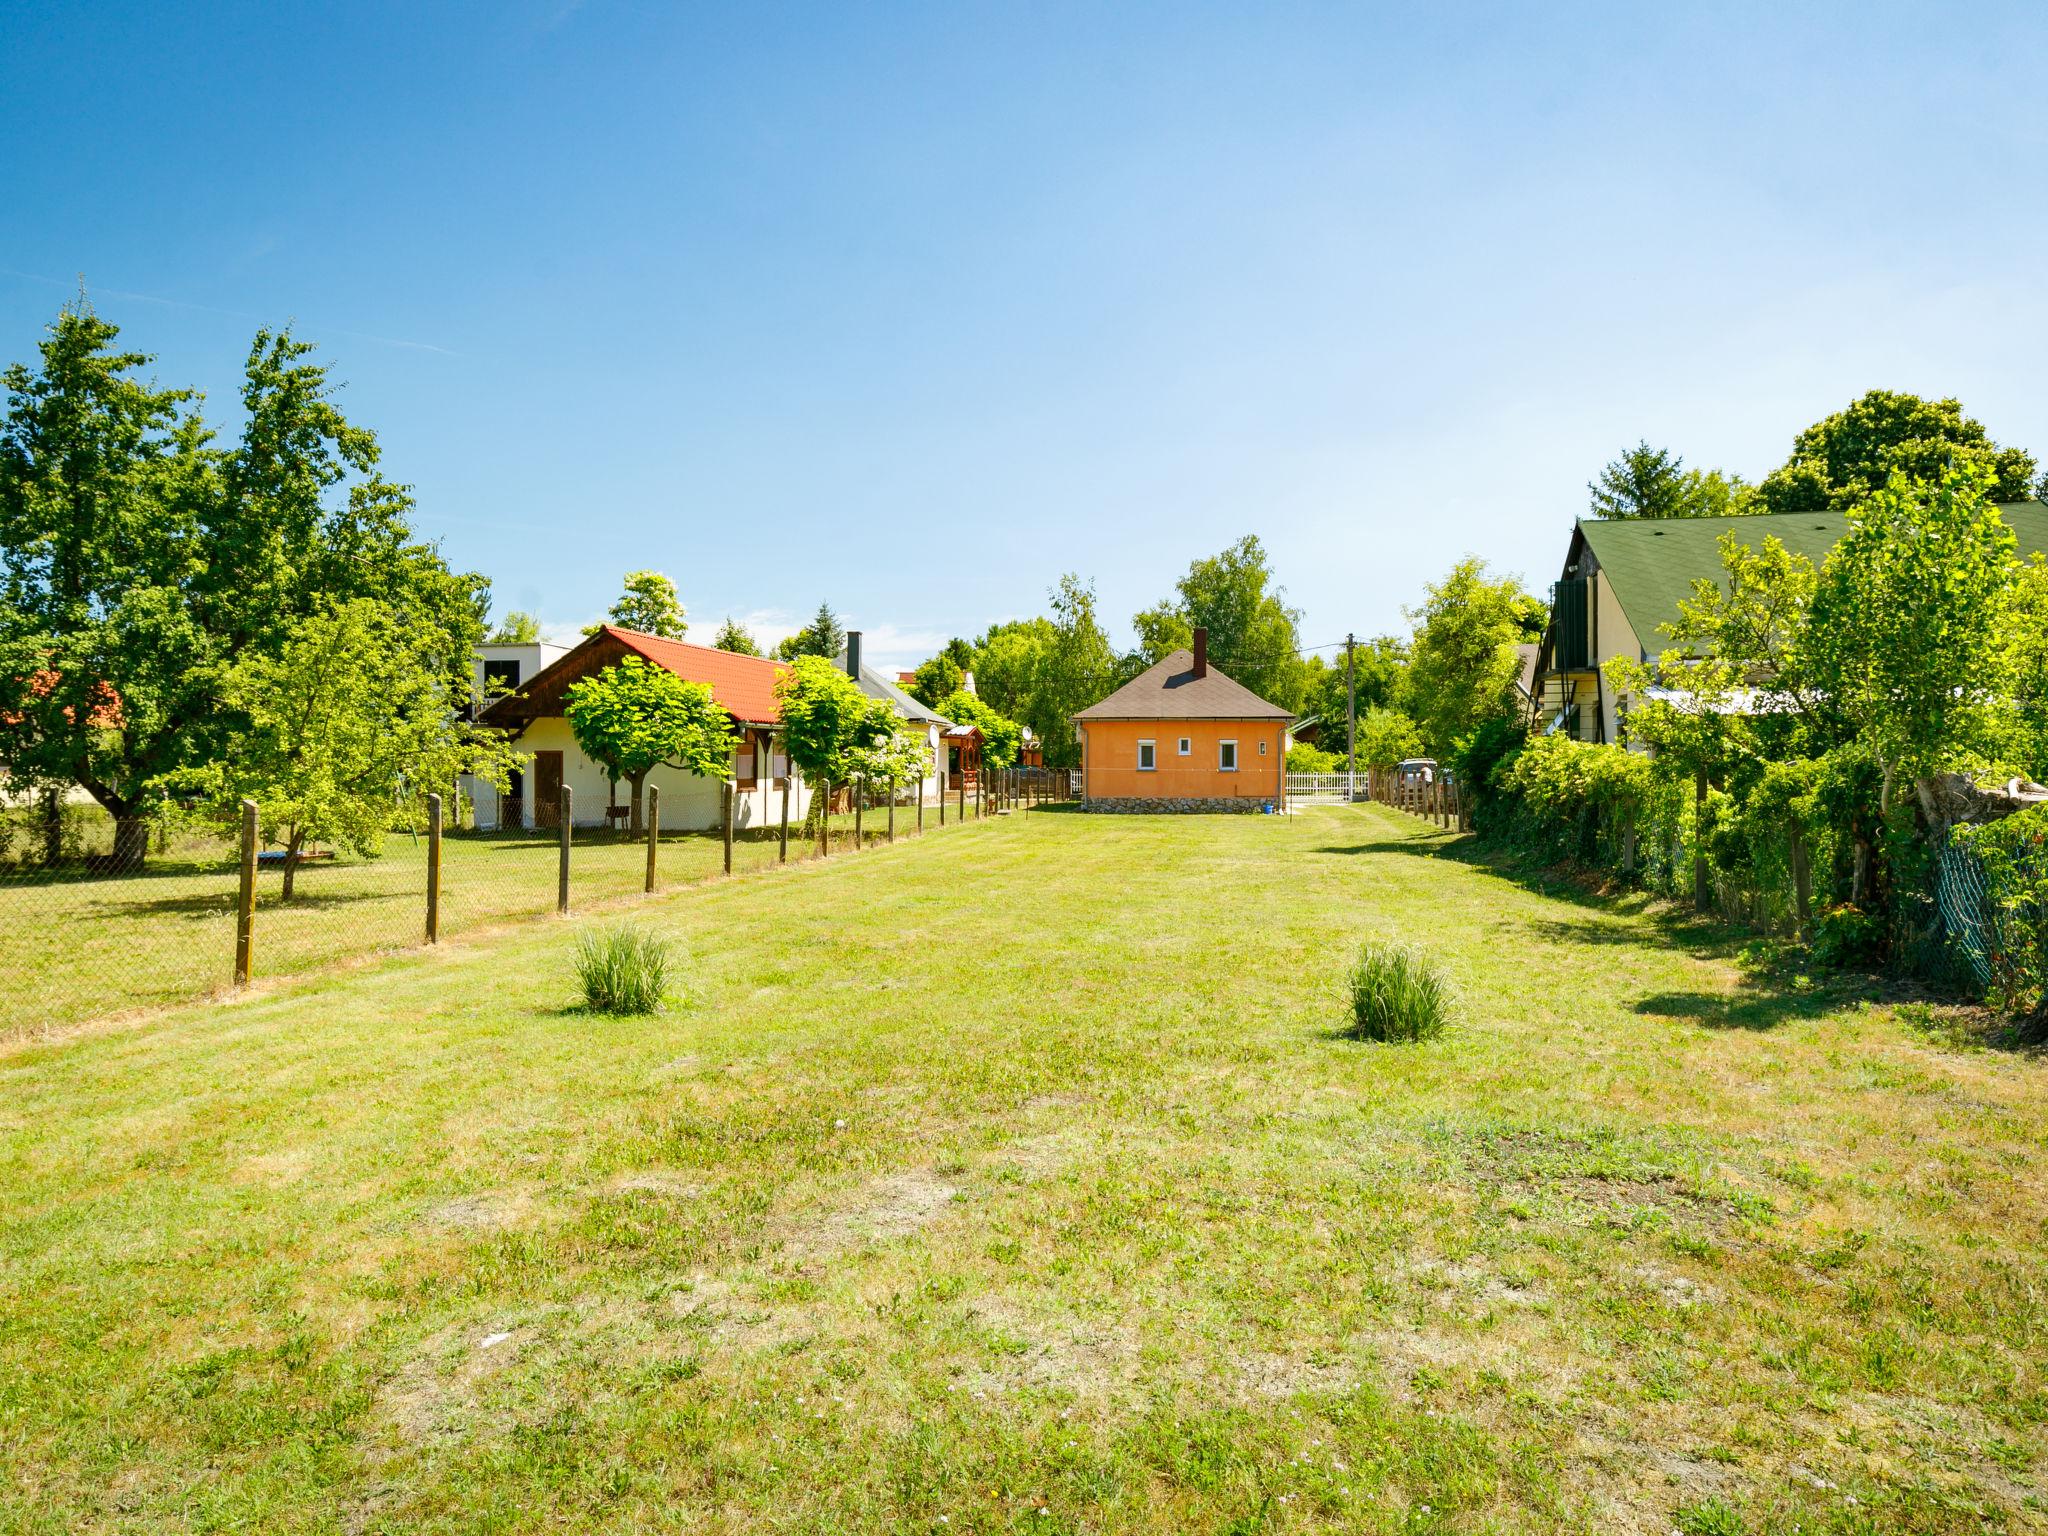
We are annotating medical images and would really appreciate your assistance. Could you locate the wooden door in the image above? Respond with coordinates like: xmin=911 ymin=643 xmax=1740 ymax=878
xmin=534 ymin=750 xmax=564 ymax=829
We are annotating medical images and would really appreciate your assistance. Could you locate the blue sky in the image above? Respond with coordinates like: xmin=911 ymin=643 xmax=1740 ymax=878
xmin=5 ymin=1 xmax=2045 ymax=669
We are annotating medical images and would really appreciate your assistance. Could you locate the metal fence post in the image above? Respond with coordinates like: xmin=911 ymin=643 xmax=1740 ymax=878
xmin=646 ymin=784 xmax=660 ymax=892
xmin=558 ymin=784 xmax=573 ymax=914
xmin=234 ymin=798 xmax=258 ymax=986
xmin=426 ymin=793 xmax=442 ymax=943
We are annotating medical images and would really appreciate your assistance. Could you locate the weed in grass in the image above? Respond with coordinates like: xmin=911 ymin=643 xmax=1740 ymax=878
xmin=573 ymin=924 xmax=674 ymax=1014
xmin=1673 ymin=1495 xmax=1746 ymax=1535
xmin=1344 ymin=939 xmax=1452 ymax=1042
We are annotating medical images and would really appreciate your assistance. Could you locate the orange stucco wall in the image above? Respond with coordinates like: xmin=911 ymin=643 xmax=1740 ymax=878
xmin=1078 ymin=719 xmax=1286 ymax=801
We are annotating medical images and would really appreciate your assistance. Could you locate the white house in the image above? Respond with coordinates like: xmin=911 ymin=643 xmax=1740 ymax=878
xmin=473 ymin=626 xmax=812 ymax=833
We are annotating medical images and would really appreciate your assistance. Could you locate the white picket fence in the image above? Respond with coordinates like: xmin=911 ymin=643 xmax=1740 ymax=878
xmin=1285 ymin=774 xmax=1364 ymax=804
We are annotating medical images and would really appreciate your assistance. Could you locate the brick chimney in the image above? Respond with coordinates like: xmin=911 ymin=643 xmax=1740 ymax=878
xmin=1192 ymin=626 xmax=1208 ymax=679
xmin=846 ymin=631 xmax=862 ymax=679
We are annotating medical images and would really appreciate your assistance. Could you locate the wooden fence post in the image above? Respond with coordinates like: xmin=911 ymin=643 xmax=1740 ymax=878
xmin=820 ymin=779 xmax=831 ymax=857
xmin=854 ymin=778 xmax=864 ymax=849
xmin=1693 ymin=767 xmax=1710 ymax=912
xmin=426 ymin=793 xmax=442 ymax=943
xmin=646 ymin=785 xmax=660 ymax=892
xmin=917 ymin=775 xmax=924 ymax=833
xmin=958 ymin=778 xmax=965 ymax=823
xmin=779 ymin=777 xmax=790 ymax=863
xmin=234 ymin=797 xmax=258 ymax=986
xmin=940 ymin=773 xmax=947 ymax=825
xmin=1790 ymin=825 xmax=1812 ymax=936
xmin=558 ymin=784 xmax=573 ymax=914
xmin=887 ymin=776 xmax=896 ymax=843
xmin=723 ymin=779 xmax=735 ymax=875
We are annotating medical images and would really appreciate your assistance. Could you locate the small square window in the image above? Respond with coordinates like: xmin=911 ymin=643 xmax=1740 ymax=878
xmin=1177 ymin=737 xmax=1191 ymax=756
xmin=1137 ymin=739 xmax=1157 ymax=771
xmin=1219 ymin=740 xmax=1238 ymax=772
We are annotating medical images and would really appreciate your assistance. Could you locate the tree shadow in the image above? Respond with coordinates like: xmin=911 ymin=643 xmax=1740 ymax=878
xmin=1631 ymin=989 xmax=1841 ymax=1032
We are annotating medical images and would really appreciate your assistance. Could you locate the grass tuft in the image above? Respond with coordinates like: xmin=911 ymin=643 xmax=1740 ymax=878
xmin=573 ymin=924 xmax=673 ymax=1014
xmin=1344 ymin=938 xmax=1452 ymax=1041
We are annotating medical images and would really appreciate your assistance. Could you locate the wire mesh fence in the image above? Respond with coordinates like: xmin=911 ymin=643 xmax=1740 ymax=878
xmin=1 ymin=773 xmax=1037 ymax=1038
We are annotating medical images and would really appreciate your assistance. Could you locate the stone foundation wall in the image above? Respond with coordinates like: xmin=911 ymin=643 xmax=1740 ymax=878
xmin=1079 ymin=796 xmax=1272 ymax=814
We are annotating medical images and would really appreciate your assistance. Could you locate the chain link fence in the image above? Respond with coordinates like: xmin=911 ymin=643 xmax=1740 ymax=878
xmin=2 ymin=772 xmax=1031 ymax=1039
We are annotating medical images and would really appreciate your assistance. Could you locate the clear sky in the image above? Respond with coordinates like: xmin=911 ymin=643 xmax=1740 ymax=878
xmin=6 ymin=1 xmax=2045 ymax=668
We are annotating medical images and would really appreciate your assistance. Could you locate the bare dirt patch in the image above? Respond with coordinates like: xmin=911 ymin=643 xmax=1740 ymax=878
xmin=794 ymin=1169 xmax=960 ymax=1258
xmin=963 ymin=1295 xmax=1141 ymax=1400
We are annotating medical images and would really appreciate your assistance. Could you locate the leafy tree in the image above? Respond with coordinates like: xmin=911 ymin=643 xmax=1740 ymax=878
xmin=169 ymin=599 xmax=520 ymax=898
xmin=1589 ymin=442 xmax=1756 ymax=519
xmin=845 ymin=715 xmax=931 ymax=793
xmin=591 ymin=570 xmax=686 ymax=639
xmin=0 ymin=305 xmax=486 ymax=869
xmin=936 ymin=689 xmax=1023 ymax=771
xmin=1028 ymin=574 xmax=1120 ymax=770
xmin=1755 ymin=391 xmax=2036 ymax=515
xmin=1588 ymin=442 xmax=1693 ymax=520
xmin=1299 ymin=638 xmax=1407 ymax=757
xmin=1803 ymin=466 xmax=2025 ymax=816
xmin=488 ymin=611 xmax=542 ymax=643
xmin=1134 ymin=535 xmax=1306 ymax=710
xmin=967 ymin=618 xmax=1054 ymax=721
xmin=941 ymin=636 xmax=975 ymax=670
xmin=1403 ymin=559 xmax=1539 ymax=755
xmin=1286 ymin=742 xmax=1343 ymax=773
xmin=774 ymin=602 xmax=845 ymax=661
xmin=908 ymin=654 xmax=963 ymax=709
xmin=774 ymin=655 xmax=897 ymax=840
xmin=564 ymin=656 xmax=736 ymax=834
xmin=711 ymin=616 xmax=762 ymax=656
xmin=1355 ymin=706 xmax=1424 ymax=769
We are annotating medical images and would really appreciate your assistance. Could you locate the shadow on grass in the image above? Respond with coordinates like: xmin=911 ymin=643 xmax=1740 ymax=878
xmin=1632 ymin=989 xmax=1840 ymax=1032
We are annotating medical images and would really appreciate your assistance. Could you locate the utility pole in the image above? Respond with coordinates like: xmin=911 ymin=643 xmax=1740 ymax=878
xmin=1345 ymin=632 xmax=1357 ymax=803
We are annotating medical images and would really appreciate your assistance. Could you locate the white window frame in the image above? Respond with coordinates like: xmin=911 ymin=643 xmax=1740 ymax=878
xmin=1137 ymin=738 xmax=1157 ymax=771
xmin=1218 ymin=739 xmax=1238 ymax=772
xmin=1177 ymin=736 xmax=1191 ymax=756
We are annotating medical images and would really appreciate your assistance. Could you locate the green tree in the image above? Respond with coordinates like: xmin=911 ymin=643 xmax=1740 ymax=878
xmin=1029 ymin=574 xmax=1120 ymax=770
xmin=968 ymin=618 xmax=1054 ymax=722
xmin=941 ymin=636 xmax=975 ymax=670
xmin=170 ymin=599 xmax=520 ymax=899
xmin=1404 ymin=559 xmax=1536 ymax=755
xmin=1755 ymin=391 xmax=2037 ymax=515
xmin=488 ymin=611 xmax=542 ymax=643
xmin=1804 ymin=466 xmax=2025 ymax=815
xmin=937 ymin=689 xmax=1024 ymax=771
xmin=908 ymin=654 xmax=963 ymax=709
xmin=1589 ymin=441 xmax=1693 ymax=520
xmin=1589 ymin=442 xmax=1756 ymax=519
xmin=0 ymin=306 xmax=486 ymax=869
xmin=1355 ymin=706 xmax=1424 ymax=769
xmin=1299 ymin=638 xmax=1407 ymax=755
xmin=774 ymin=602 xmax=845 ymax=661
xmin=711 ymin=616 xmax=762 ymax=656
xmin=1135 ymin=535 xmax=1306 ymax=710
xmin=591 ymin=570 xmax=686 ymax=639
xmin=774 ymin=654 xmax=896 ymax=841
xmin=564 ymin=656 xmax=736 ymax=834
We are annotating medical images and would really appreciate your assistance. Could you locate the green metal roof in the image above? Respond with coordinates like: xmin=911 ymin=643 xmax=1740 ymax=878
xmin=1577 ymin=500 xmax=2048 ymax=657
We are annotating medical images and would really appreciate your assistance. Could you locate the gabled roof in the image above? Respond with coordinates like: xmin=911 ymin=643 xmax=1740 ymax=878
xmin=1072 ymin=649 xmax=1292 ymax=722
xmin=1576 ymin=501 xmax=2048 ymax=655
xmin=481 ymin=626 xmax=790 ymax=728
xmin=833 ymin=651 xmax=954 ymax=726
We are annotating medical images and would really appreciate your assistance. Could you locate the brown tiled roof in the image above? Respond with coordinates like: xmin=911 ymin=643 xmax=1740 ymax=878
xmin=1072 ymin=649 xmax=1292 ymax=722
xmin=481 ymin=626 xmax=790 ymax=728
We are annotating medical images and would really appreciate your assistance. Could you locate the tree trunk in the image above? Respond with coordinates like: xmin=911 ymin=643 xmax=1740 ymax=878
xmin=41 ymin=788 xmax=63 ymax=867
xmin=1790 ymin=825 xmax=1812 ymax=936
xmin=111 ymin=812 xmax=151 ymax=872
xmin=1693 ymin=767 xmax=1711 ymax=912
xmin=628 ymin=770 xmax=648 ymax=836
xmin=281 ymin=827 xmax=306 ymax=901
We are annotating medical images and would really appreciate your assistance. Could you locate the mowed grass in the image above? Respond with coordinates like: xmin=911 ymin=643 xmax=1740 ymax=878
xmin=2 ymin=803 xmax=2044 ymax=1534
xmin=0 ymin=802 xmax=969 ymax=1037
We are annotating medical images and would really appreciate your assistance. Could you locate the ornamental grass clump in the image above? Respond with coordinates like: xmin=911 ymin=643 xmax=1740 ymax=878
xmin=1345 ymin=939 xmax=1453 ymax=1042
xmin=574 ymin=925 xmax=674 ymax=1015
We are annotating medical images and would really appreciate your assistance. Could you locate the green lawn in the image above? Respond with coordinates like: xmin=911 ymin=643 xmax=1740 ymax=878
xmin=3 ymin=804 xmax=2043 ymax=1533
xmin=0 ymin=801 xmax=979 ymax=1038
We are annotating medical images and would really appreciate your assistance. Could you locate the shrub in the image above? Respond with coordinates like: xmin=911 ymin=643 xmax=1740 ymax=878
xmin=1344 ymin=940 xmax=1453 ymax=1042
xmin=573 ymin=925 xmax=674 ymax=1014
xmin=1812 ymin=903 xmax=1883 ymax=971
xmin=1286 ymin=742 xmax=1343 ymax=773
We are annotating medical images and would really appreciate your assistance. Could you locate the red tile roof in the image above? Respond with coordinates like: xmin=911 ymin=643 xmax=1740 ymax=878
xmin=481 ymin=626 xmax=791 ymax=728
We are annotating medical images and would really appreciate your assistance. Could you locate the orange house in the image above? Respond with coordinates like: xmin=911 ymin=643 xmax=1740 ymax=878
xmin=1072 ymin=629 xmax=1291 ymax=812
